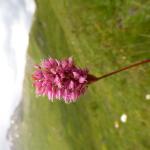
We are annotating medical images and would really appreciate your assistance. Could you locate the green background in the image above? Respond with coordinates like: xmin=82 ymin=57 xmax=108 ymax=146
xmin=17 ymin=0 xmax=150 ymax=149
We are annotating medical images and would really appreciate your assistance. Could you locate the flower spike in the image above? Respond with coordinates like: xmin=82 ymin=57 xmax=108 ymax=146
xmin=31 ymin=57 xmax=91 ymax=102
xmin=31 ymin=57 xmax=150 ymax=103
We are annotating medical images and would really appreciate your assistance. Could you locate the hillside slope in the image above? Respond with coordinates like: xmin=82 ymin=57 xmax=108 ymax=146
xmin=14 ymin=0 xmax=150 ymax=150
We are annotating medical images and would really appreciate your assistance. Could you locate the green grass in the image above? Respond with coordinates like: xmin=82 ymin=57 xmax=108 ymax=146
xmin=17 ymin=0 xmax=150 ymax=150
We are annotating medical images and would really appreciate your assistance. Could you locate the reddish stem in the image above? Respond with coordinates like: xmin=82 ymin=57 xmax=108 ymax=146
xmin=97 ymin=59 xmax=150 ymax=80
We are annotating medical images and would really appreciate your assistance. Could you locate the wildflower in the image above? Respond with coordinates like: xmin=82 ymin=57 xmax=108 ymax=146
xmin=129 ymin=10 xmax=133 ymax=15
xmin=115 ymin=121 xmax=119 ymax=128
xmin=120 ymin=114 xmax=127 ymax=123
xmin=31 ymin=56 xmax=97 ymax=102
xmin=146 ymin=94 xmax=150 ymax=100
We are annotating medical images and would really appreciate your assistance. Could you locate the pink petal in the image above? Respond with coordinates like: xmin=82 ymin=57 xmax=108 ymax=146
xmin=43 ymin=89 xmax=48 ymax=96
xmin=73 ymin=72 xmax=79 ymax=79
xmin=34 ymin=70 xmax=42 ymax=75
xmin=83 ymin=67 xmax=89 ymax=75
xmin=79 ymin=76 xmax=85 ymax=83
xmin=64 ymin=88 xmax=68 ymax=97
xmin=33 ymin=64 xmax=41 ymax=69
xmin=76 ymin=84 xmax=83 ymax=90
xmin=48 ymin=90 xmax=52 ymax=100
xmin=54 ymin=75 xmax=60 ymax=83
xmin=60 ymin=73 xmax=65 ymax=79
xmin=42 ymin=81 xmax=48 ymax=89
xmin=47 ymin=81 xmax=52 ymax=90
xmin=69 ymin=80 xmax=74 ymax=90
xmin=36 ymin=81 xmax=43 ymax=89
xmin=45 ymin=60 xmax=51 ymax=69
xmin=56 ymin=60 xmax=62 ymax=66
xmin=35 ymin=74 xmax=43 ymax=80
xmin=70 ymin=91 xmax=75 ymax=101
xmin=56 ymin=66 xmax=63 ymax=73
xmin=62 ymin=88 xmax=68 ymax=100
xmin=41 ymin=62 xmax=48 ymax=69
xmin=51 ymin=89 xmax=56 ymax=100
xmin=68 ymin=56 xmax=73 ymax=67
xmin=75 ymin=90 xmax=80 ymax=100
xmin=77 ymin=66 xmax=83 ymax=74
xmin=49 ymin=58 xmax=57 ymax=66
xmin=39 ymin=88 xmax=44 ymax=95
xmin=81 ymin=86 xmax=88 ymax=94
xmin=50 ymin=68 xmax=56 ymax=74
xmin=57 ymin=82 xmax=62 ymax=88
xmin=56 ymin=89 xmax=62 ymax=100
xmin=64 ymin=96 xmax=68 ymax=102
xmin=62 ymin=58 xmax=68 ymax=69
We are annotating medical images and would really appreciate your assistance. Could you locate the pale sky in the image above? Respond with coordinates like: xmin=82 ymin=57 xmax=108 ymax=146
xmin=0 ymin=0 xmax=35 ymax=149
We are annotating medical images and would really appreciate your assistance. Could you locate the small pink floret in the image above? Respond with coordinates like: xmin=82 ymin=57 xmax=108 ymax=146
xmin=75 ymin=91 xmax=80 ymax=99
xmin=68 ymin=56 xmax=73 ymax=67
xmin=83 ymin=68 xmax=89 ymax=74
xmin=79 ymin=76 xmax=85 ymax=83
xmin=73 ymin=72 xmax=79 ymax=79
xmin=62 ymin=59 xmax=68 ymax=69
xmin=51 ymin=89 xmax=56 ymax=100
xmin=56 ymin=60 xmax=62 ymax=67
xmin=76 ymin=84 xmax=83 ymax=90
xmin=56 ymin=89 xmax=62 ymax=100
xmin=33 ymin=64 xmax=41 ymax=69
xmin=42 ymin=62 xmax=49 ymax=69
xmin=50 ymin=68 xmax=56 ymax=74
xmin=69 ymin=80 xmax=74 ymax=90
xmin=48 ymin=90 xmax=52 ymax=100
xmin=81 ymin=86 xmax=88 ymax=94
xmin=49 ymin=58 xmax=57 ymax=66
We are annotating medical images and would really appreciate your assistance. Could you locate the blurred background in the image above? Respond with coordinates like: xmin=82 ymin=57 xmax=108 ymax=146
xmin=2 ymin=0 xmax=150 ymax=150
xmin=0 ymin=0 xmax=35 ymax=149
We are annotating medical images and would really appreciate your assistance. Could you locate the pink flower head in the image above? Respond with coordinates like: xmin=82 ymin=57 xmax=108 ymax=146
xmin=31 ymin=58 xmax=150 ymax=103
xmin=31 ymin=56 xmax=97 ymax=103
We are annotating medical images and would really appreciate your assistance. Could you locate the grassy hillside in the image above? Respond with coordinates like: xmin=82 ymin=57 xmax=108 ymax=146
xmin=18 ymin=0 xmax=150 ymax=149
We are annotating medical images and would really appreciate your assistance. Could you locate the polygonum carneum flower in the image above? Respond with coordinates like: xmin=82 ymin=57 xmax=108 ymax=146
xmin=31 ymin=56 xmax=98 ymax=103
xmin=31 ymin=57 xmax=150 ymax=103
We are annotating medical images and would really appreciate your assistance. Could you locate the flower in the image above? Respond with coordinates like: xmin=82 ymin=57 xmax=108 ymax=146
xmin=120 ymin=114 xmax=127 ymax=123
xmin=129 ymin=10 xmax=133 ymax=15
xmin=115 ymin=121 xmax=119 ymax=128
xmin=31 ymin=57 xmax=150 ymax=103
xmin=31 ymin=56 xmax=97 ymax=103
xmin=146 ymin=94 xmax=150 ymax=100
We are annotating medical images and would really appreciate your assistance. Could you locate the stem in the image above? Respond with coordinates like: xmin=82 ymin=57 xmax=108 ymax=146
xmin=97 ymin=59 xmax=150 ymax=80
